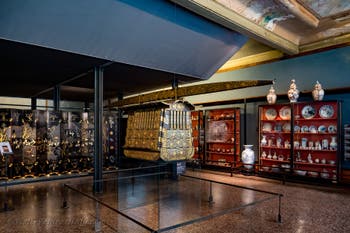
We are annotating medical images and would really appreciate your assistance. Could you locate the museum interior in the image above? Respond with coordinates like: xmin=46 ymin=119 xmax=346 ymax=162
xmin=1 ymin=1 xmax=350 ymax=232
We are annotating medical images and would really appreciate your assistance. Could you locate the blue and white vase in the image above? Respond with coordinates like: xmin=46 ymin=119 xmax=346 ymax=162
xmin=242 ymin=145 xmax=255 ymax=170
xmin=287 ymin=79 xmax=299 ymax=103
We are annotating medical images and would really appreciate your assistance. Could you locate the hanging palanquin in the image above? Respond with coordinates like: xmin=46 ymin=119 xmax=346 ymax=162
xmin=123 ymin=101 xmax=194 ymax=161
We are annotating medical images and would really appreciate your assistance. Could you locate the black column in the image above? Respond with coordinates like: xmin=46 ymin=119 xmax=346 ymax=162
xmin=94 ymin=66 xmax=103 ymax=193
xmin=31 ymin=97 xmax=37 ymax=110
xmin=116 ymin=94 xmax=123 ymax=167
xmin=54 ymin=85 xmax=60 ymax=111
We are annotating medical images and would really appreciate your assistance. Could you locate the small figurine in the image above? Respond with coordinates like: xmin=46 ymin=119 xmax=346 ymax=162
xmin=312 ymin=80 xmax=324 ymax=101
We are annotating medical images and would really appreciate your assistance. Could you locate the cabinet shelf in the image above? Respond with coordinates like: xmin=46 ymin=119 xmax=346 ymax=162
xmin=293 ymin=132 xmax=337 ymax=135
xmin=207 ymin=151 xmax=235 ymax=156
xmin=293 ymin=148 xmax=337 ymax=152
xmin=207 ymin=118 xmax=235 ymax=122
xmin=294 ymin=161 xmax=336 ymax=167
xmin=261 ymin=146 xmax=290 ymax=150
xmin=295 ymin=117 xmax=337 ymax=121
xmin=260 ymin=158 xmax=290 ymax=163
xmin=261 ymin=131 xmax=291 ymax=134
xmin=206 ymin=141 xmax=234 ymax=144
xmin=261 ymin=119 xmax=290 ymax=122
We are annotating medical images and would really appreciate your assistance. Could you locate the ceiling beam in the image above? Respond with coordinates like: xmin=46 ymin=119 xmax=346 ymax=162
xmin=277 ymin=0 xmax=319 ymax=27
xmin=170 ymin=0 xmax=299 ymax=55
xmin=31 ymin=61 xmax=114 ymax=98
xmin=217 ymin=50 xmax=284 ymax=73
xmin=109 ymin=80 xmax=273 ymax=107
xmin=299 ymin=34 xmax=350 ymax=53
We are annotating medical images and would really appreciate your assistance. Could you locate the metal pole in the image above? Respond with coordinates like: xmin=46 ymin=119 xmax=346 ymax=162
xmin=84 ymin=102 xmax=90 ymax=112
xmin=62 ymin=184 xmax=68 ymax=209
xmin=31 ymin=97 xmax=37 ymax=110
xmin=208 ymin=181 xmax=213 ymax=204
xmin=244 ymin=98 xmax=247 ymax=145
xmin=93 ymin=66 xmax=103 ymax=193
xmin=116 ymin=94 xmax=123 ymax=167
xmin=278 ymin=195 xmax=282 ymax=223
xmin=1 ymin=154 xmax=14 ymax=212
xmin=53 ymin=85 xmax=60 ymax=111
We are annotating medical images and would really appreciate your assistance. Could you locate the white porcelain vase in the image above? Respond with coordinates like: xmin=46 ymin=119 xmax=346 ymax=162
xmin=330 ymin=136 xmax=337 ymax=150
xmin=261 ymin=135 xmax=267 ymax=146
xmin=266 ymin=85 xmax=277 ymax=104
xmin=287 ymin=79 xmax=299 ymax=103
xmin=312 ymin=80 xmax=324 ymax=101
xmin=242 ymin=145 xmax=255 ymax=170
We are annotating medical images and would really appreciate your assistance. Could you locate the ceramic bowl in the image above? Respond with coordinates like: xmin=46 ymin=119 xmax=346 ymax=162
xmin=308 ymin=171 xmax=319 ymax=177
xmin=320 ymin=172 xmax=330 ymax=179
xmin=294 ymin=170 xmax=307 ymax=176
xmin=281 ymin=164 xmax=291 ymax=172
xmin=329 ymin=160 xmax=336 ymax=165
xmin=271 ymin=165 xmax=280 ymax=173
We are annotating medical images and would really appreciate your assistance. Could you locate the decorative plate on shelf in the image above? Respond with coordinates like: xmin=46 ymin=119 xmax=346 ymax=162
xmin=328 ymin=125 xmax=337 ymax=133
xmin=301 ymin=105 xmax=316 ymax=119
xmin=301 ymin=125 xmax=309 ymax=133
xmin=279 ymin=106 xmax=291 ymax=120
xmin=318 ymin=125 xmax=327 ymax=133
xmin=262 ymin=122 xmax=272 ymax=132
xmin=265 ymin=108 xmax=277 ymax=120
xmin=319 ymin=105 xmax=334 ymax=119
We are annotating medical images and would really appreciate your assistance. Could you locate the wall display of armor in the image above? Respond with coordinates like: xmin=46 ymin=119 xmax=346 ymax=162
xmin=0 ymin=109 xmax=119 ymax=181
xmin=123 ymin=101 xmax=194 ymax=161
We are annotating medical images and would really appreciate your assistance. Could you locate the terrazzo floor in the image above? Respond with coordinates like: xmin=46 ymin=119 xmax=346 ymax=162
xmin=0 ymin=170 xmax=350 ymax=233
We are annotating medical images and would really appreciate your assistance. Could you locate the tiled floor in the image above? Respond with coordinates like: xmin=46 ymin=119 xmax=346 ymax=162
xmin=1 ymin=170 xmax=350 ymax=233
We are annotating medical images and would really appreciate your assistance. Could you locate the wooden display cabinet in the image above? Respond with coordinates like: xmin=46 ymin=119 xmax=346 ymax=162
xmin=293 ymin=101 xmax=339 ymax=181
xmin=259 ymin=103 xmax=292 ymax=174
xmin=259 ymin=101 xmax=340 ymax=182
xmin=191 ymin=111 xmax=204 ymax=160
xmin=204 ymin=108 xmax=240 ymax=168
xmin=341 ymin=124 xmax=350 ymax=183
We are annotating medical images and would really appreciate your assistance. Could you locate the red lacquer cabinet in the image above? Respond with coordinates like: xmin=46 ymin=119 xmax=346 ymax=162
xmin=259 ymin=101 xmax=340 ymax=182
xmin=191 ymin=111 xmax=204 ymax=160
xmin=204 ymin=108 xmax=241 ymax=168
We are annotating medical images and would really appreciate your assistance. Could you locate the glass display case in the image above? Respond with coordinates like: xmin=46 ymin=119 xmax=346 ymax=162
xmin=258 ymin=101 xmax=340 ymax=182
xmin=204 ymin=108 xmax=240 ymax=168
xmin=0 ymin=109 xmax=119 ymax=181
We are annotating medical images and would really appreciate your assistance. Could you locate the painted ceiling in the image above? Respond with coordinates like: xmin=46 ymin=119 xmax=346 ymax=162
xmin=172 ymin=0 xmax=350 ymax=71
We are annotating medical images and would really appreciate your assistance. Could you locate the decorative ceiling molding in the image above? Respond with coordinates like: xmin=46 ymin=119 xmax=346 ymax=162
xmin=299 ymin=33 xmax=350 ymax=53
xmin=217 ymin=49 xmax=284 ymax=73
